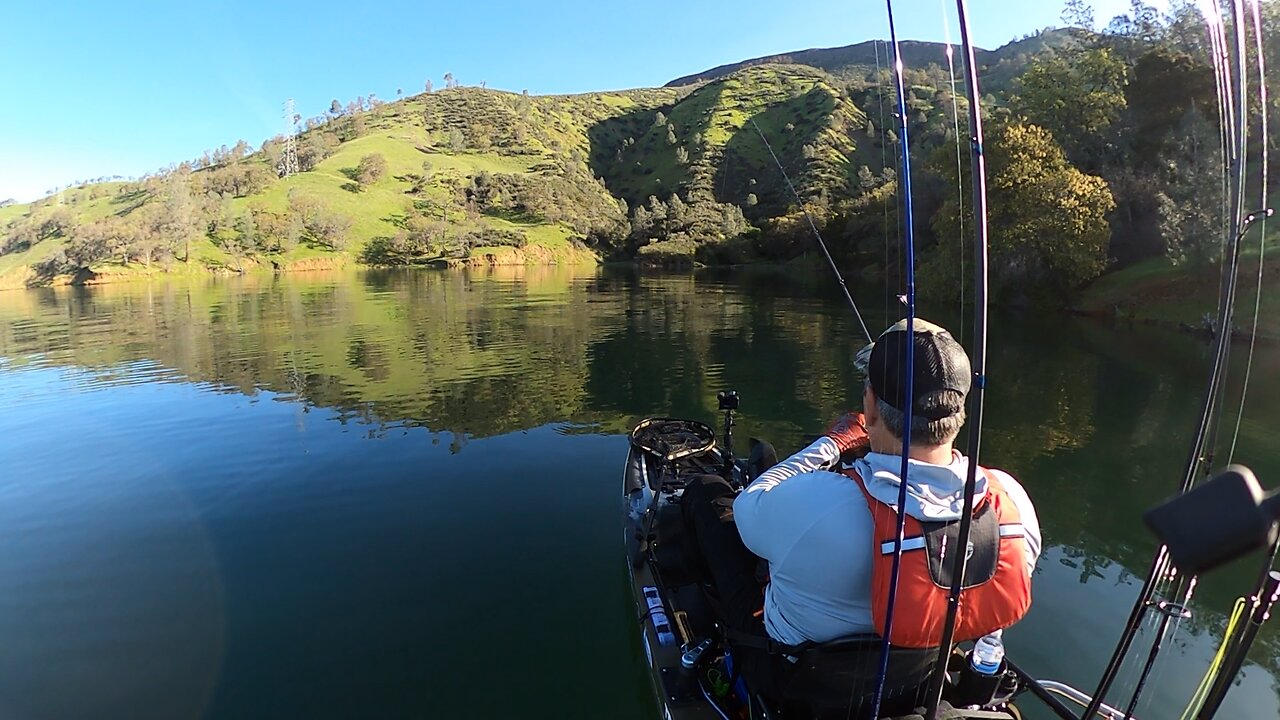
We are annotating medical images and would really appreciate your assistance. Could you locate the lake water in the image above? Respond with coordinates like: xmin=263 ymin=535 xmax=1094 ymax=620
xmin=0 ymin=266 xmax=1276 ymax=719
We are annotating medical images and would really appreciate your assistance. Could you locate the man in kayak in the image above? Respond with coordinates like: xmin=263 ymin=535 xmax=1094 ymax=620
xmin=681 ymin=318 xmax=1041 ymax=702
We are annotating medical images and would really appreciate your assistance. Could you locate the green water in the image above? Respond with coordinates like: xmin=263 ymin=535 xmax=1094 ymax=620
xmin=0 ymin=267 xmax=1276 ymax=719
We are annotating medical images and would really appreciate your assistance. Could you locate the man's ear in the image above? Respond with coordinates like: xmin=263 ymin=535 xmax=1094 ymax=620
xmin=862 ymin=385 xmax=878 ymax=426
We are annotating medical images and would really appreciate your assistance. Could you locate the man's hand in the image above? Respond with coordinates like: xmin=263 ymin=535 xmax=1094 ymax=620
xmin=824 ymin=412 xmax=870 ymax=455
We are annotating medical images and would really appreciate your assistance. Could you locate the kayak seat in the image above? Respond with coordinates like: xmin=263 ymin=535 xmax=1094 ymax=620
xmin=778 ymin=636 xmax=935 ymax=719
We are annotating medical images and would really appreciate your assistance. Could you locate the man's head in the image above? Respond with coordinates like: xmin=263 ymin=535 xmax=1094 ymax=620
xmin=855 ymin=319 xmax=971 ymax=448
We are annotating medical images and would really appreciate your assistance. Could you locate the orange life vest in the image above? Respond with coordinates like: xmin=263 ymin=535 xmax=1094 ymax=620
xmin=843 ymin=465 xmax=1032 ymax=649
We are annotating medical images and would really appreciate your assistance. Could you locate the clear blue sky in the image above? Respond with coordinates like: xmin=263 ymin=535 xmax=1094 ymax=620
xmin=0 ymin=0 xmax=1163 ymax=202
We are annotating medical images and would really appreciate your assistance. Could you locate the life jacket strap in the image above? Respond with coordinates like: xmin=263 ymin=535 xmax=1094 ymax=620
xmin=879 ymin=536 xmax=928 ymax=554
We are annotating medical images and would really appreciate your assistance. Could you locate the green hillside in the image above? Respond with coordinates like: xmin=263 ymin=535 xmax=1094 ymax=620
xmin=0 ymin=85 xmax=687 ymax=288
xmin=664 ymin=30 xmax=1087 ymax=96
xmin=593 ymin=65 xmax=867 ymax=213
xmin=1 ymin=63 xmax=886 ymax=285
xmin=5 ymin=2 xmax=1278 ymax=330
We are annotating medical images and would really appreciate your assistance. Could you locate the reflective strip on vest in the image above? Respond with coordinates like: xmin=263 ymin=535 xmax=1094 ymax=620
xmin=883 ymin=524 xmax=1024 ymax=554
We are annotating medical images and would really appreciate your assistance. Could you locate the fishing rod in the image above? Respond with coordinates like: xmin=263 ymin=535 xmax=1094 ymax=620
xmin=920 ymin=0 xmax=991 ymax=715
xmin=868 ymin=0 xmax=919 ymax=716
xmin=1084 ymin=3 xmax=1256 ymax=716
xmin=1196 ymin=571 xmax=1280 ymax=717
xmin=1083 ymin=202 xmax=1269 ymax=717
xmin=1189 ymin=4 xmax=1280 ymax=715
xmin=939 ymin=0 xmax=966 ymax=345
xmin=1227 ymin=0 xmax=1270 ymax=466
xmin=748 ymin=118 xmax=873 ymax=343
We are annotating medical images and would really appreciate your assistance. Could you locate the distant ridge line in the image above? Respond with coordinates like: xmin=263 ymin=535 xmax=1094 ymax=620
xmin=665 ymin=38 xmax=1001 ymax=87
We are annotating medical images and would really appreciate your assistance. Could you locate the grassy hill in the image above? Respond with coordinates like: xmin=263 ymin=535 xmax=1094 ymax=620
xmin=664 ymin=29 xmax=1087 ymax=96
xmin=1 ymin=63 xmax=887 ymax=286
xmin=1076 ymin=238 xmax=1280 ymax=340
xmin=0 ymin=86 xmax=693 ymax=288
xmin=592 ymin=64 xmax=868 ymax=214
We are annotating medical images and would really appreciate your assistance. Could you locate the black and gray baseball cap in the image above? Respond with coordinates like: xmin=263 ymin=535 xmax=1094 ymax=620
xmin=854 ymin=319 xmax=971 ymax=420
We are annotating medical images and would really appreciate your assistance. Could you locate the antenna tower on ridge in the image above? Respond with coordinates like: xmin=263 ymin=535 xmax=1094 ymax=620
xmin=279 ymin=98 xmax=300 ymax=178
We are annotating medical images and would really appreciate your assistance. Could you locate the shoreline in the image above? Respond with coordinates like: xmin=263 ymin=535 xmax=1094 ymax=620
xmin=7 ymin=256 xmax=1273 ymax=346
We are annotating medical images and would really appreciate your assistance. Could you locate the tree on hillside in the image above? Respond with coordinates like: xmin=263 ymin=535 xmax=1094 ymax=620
xmin=1159 ymin=105 xmax=1225 ymax=266
xmin=1010 ymin=47 xmax=1128 ymax=171
xmin=229 ymin=212 xmax=257 ymax=268
xmin=1062 ymin=0 xmax=1095 ymax=31
xmin=411 ymin=160 xmax=434 ymax=193
xmin=309 ymin=211 xmax=353 ymax=251
xmin=299 ymin=132 xmax=340 ymax=171
xmin=1124 ymin=47 xmax=1216 ymax=168
xmin=1162 ymin=1 xmax=1211 ymax=54
xmin=356 ymin=153 xmax=388 ymax=186
xmin=1105 ymin=1 xmax=1161 ymax=43
xmin=447 ymin=129 xmax=466 ymax=153
xmin=857 ymin=165 xmax=877 ymax=190
xmin=926 ymin=120 xmax=1114 ymax=303
xmin=158 ymin=172 xmax=201 ymax=263
xmin=330 ymin=99 xmax=342 ymax=117
xmin=444 ymin=72 xmax=457 ymax=89
xmin=675 ymin=146 xmax=689 ymax=165
xmin=425 ymin=79 xmax=434 ymax=93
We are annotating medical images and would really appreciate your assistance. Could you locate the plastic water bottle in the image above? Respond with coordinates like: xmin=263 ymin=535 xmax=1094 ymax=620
xmin=955 ymin=630 xmax=1006 ymax=708
xmin=970 ymin=631 xmax=1005 ymax=675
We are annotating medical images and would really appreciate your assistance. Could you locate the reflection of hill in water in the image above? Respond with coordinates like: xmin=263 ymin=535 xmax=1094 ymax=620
xmin=2 ymin=268 xmax=1279 ymax=676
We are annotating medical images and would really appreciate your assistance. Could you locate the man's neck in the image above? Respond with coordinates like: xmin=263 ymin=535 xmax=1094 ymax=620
xmin=908 ymin=444 xmax=955 ymax=466
xmin=870 ymin=439 xmax=955 ymax=466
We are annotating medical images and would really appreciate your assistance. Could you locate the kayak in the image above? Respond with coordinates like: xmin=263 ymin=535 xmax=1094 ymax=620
xmin=621 ymin=412 xmax=1129 ymax=720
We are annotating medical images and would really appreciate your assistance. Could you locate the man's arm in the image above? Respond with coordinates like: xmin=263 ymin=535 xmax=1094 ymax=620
xmin=732 ymin=412 xmax=868 ymax=559
xmin=741 ymin=436 xmax=843 ymax=495
xmin=990 ymin=469 xmax=1042 ymax=575
xmin=732 ymin=436 xmax=844 ymax=558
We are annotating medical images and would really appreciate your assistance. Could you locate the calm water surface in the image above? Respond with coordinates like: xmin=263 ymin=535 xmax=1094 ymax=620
xmin=0 ymin=267 xmax=1277 ymax=719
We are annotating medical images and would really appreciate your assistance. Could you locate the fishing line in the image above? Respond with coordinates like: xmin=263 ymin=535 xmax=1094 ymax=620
xmin=1206 ymin=4 xmax=1233 ymax=278
xmin=1127 ymin=576 xmax=1198 ymax=720
xmin=748 ymin=118 xmax=873 ymax=342
xmin=920 ymin=0 xmax=993 ymax=716
xmin=869 ymin=1 xmax=920 ymax=716
xmin=1203 ymin=0 xmax=1251 ymax=489
xmin=875 ymin=39 xmax=892 ymax=325
xmin=1086 ymin=3 xmax=1256 ymax=715
xmin=1227 ymin=0 xmax=1270 ymax=464
xmin=940 ymin=0 xmax=967 ymax=345
xmin=1180 ymin=598 xmax=1247 ymax=720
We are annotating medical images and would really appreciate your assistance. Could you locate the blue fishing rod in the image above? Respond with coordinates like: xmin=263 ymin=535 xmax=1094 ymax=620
xmin=868 ymin=1 xmax=918 ymax=717
xmin=920 ymin=0 xmax=991 ymax=715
